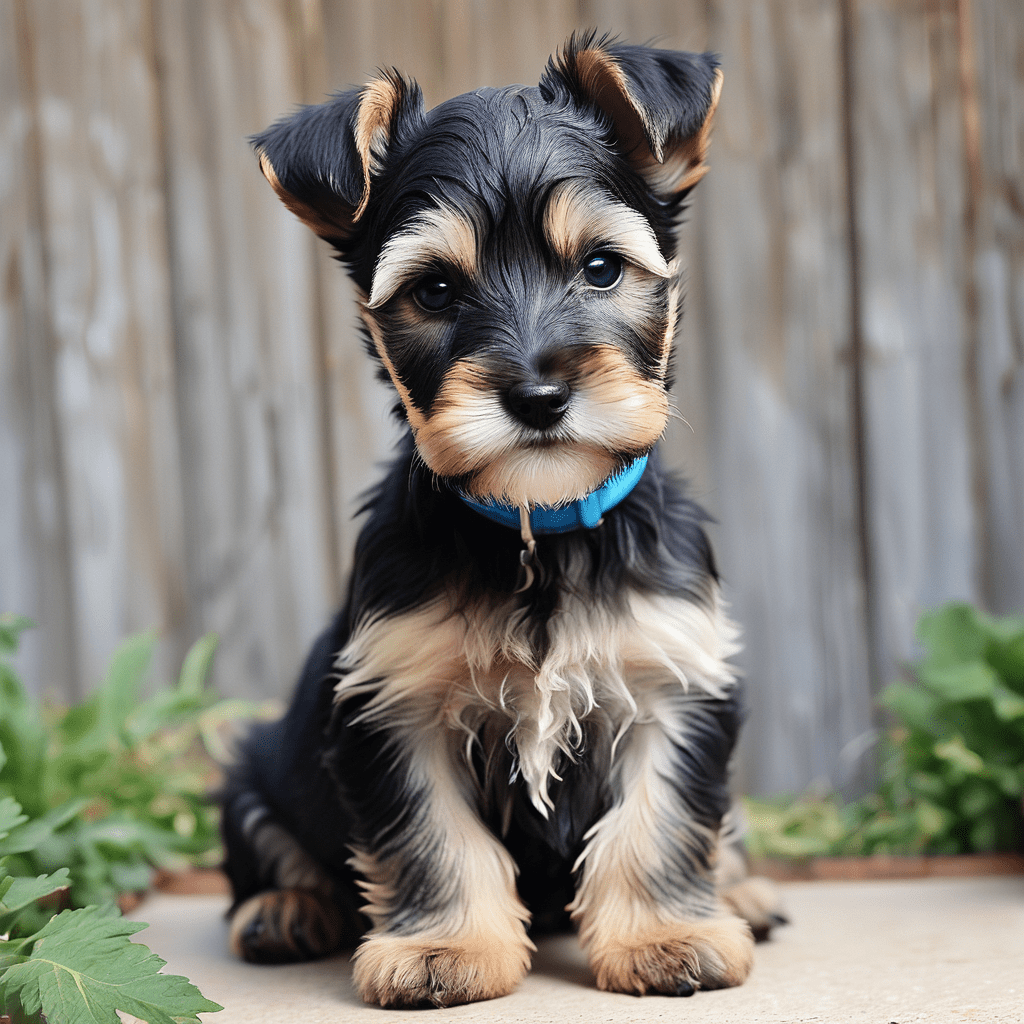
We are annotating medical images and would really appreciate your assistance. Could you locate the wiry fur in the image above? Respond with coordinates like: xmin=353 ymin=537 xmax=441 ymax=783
xmin=221 ymin=31 xmax=784 ymax=1008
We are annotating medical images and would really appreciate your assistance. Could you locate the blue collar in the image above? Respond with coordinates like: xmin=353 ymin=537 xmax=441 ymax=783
xmin=458 ymin=455 xmax=648 ymax=534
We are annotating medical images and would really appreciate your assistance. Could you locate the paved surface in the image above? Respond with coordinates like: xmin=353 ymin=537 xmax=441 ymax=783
xmin=127 ymin=876 xmax=1024 ymax=1023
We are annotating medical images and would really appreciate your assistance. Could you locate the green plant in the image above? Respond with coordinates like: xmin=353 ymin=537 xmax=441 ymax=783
xmin=1 ymin=783 xmax=222 ymax=1023
xmin=745 ymin=603 xmax=1024 ymax=858
xmin=0 ymin=615 xmax=233 ymax=909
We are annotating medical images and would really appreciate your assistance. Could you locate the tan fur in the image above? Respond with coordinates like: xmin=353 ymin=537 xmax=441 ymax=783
xmin=363 ymin=343 xmax=671 ymax=508
xmin=588 ymin=916 xmax=754 ymax=994
xmin=336 ymin=583 xmax=738 ymax=813
xmin=567 ymin=681 xmax=753 ymax=993
xmin=543 ymin=182 xmax=669 ymax=278
xmin=714 ymin=836 xmax=750 ymax=890
xmin=352 ymin=931 xmax=531 ymax=1008
xmin=662 ymin=268 xmax=683 ymax=377
xmin=347 ymin=730 xmax=533 ymax=1006
xmin=360 ymin=310 xmax=428 ymax=433
xmin=720 ymin=876 xmax=787 ymax=942
xmin=247 ymin=818 xmax=330 ymax=891
xmin=570 ymin=344 xmax=670 ymax=449
xmin=368 ymin=204 xmax=478 ymax=309
xmin=574 ymin=49 xmax=658 ymax=161
xmin=257 ymin=155 xmax=351 ymax=240
xmin=353 ymin=76 xmax=402 ymax=220
xmin=572 ymin=49 xmax=723 ymax=195
xmin=644 ymin=68 xmax=724 ymax=195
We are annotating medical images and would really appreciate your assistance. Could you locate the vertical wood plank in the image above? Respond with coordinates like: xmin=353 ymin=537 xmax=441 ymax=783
xmin=971 ymin=0 xmax=1024 ymax=613
xmin=852 ymin=0 xmax=980 ymax=686
xmin=700 ymin=0 xmax=873 ymax=794
xmin=0 ymin=0 xmax=78 ymax=698
xmin=578 ymin=1 xmax=716 ymax=498
xmin=154 ymin=0 xmax=339 ymax=697
xmin=21 ymin=0 xmax=188 ymax=691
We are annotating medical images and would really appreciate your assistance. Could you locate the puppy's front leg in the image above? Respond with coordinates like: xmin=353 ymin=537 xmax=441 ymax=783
xmin=341 ymin=723 xmax=533 ymax=1008
xmin=571 ymin=688 xmax=754 ymax=995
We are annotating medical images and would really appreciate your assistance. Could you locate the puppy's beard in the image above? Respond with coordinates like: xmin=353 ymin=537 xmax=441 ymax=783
xmin=412 ymin=374 xmax=668 ymax=507
xmin=470 ymin=445 xmax=619 ymax=507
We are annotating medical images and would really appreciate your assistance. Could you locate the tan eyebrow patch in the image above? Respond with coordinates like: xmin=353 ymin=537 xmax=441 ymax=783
xmin=367 ymin=204 xmax=479 ymax=309
xmin=543 ymin=183 xmax=669 ymax=279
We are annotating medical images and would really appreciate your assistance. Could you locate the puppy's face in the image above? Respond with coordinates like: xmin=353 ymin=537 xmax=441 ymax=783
xmin=255 ymin=35 xmax=722 ymax=506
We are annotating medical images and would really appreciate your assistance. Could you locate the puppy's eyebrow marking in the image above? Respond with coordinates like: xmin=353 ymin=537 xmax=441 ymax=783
xmin=543 ymin=182 xmax=669 ymax=279
xmin=368 ymin=204 xmax=478 ymax=309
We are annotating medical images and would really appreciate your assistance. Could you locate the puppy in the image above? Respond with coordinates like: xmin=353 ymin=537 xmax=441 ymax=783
xmin=219 ymin=31 xmax=781 ymax=1007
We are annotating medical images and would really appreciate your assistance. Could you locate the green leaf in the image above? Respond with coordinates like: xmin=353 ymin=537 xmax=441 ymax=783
xmin=59 ymin=634 xmax=156 ymax=750
xmin=916 ymin=603 xmax=987 ymax=666
xmin=0 ymin=904 xmax=222 ymax=1024
xmin=177 ymin=634 xmax=218 ymax=699
xmin=0 ymin=796 xmax=29 ymax=840
xmin=879 ymin=682 xmax=939 ymax=733
xmin=0 ymin=614 xmax=35 ymax=657
xmin=0 ymin=800 xmax=89 ymax=857
xmin=992 ymin=684 xmax=1024 ymax=721
xmin=919 ymin=660 xmax=998 ymax=703
xmin=0 ymin=868 xmax=70 ymax=914
xmin=933 ymin=736 xmax=986 ymax=775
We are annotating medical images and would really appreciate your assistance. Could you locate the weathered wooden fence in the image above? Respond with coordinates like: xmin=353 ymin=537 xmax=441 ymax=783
xmin=1 ymin=0 xmax=1021 ymax=795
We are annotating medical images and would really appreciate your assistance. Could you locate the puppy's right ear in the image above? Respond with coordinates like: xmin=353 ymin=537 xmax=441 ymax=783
xmin=252 ymin=71 xmax=424 ymax=244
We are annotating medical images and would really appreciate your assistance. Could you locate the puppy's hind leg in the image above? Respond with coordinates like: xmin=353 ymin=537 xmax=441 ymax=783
xmin=221 ymin=789 xmax=363 ymax=964
xmin=715 ymin=816 xmax=788 ymax=942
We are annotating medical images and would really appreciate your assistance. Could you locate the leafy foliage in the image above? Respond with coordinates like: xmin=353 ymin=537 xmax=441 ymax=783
xmin=0 ymin=615 xmax=262 ymax=908
xmin=746 ymin=603 xmax=1024 ymax=858
xmin=1 ymin=785 xmax=222 ymax=1024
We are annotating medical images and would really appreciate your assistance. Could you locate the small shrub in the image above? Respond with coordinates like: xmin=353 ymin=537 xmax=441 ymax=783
xmin=745 ymin=602 xmax=1024 ymax=858
xmin=0 ymin=616 xmax=235 ymax=909
xmin=0 ymin=614 xmax=224 ymax=1022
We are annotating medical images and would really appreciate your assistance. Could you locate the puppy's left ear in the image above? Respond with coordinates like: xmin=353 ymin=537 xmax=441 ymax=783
xmin=542 ymin=33 xmax=722 ymax=198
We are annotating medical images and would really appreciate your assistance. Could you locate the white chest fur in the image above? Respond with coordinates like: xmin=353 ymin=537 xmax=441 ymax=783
xmin=335 ymin=583 xmax=740 ymax=813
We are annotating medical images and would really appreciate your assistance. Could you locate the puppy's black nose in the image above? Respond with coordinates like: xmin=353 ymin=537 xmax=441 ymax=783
xmin=505 ymin=381 xmax=571 ymax=431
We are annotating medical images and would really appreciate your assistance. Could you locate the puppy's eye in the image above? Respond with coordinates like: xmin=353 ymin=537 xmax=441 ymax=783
xmin=412 ymin=275 xmax=455 ymax=312
xmin=582 ymin=251 xmax=623 ymax=290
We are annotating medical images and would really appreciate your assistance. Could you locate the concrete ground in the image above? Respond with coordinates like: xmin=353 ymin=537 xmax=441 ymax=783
xmin=127 ymin=876 xmax=1024 ymax=1024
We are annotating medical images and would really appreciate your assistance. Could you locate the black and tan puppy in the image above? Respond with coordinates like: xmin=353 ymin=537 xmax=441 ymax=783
xmin=219 ymin=32 xmax=781 ymax=1007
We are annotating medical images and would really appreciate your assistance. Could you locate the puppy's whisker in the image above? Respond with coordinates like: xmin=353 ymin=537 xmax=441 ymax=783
xmin=666 ymin=403 xmax=695 ymax=434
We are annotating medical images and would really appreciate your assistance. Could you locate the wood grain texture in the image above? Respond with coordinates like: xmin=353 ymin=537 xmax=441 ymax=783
xmin=15 ymin=0 xmax=188 ymax=691
xmin=851 ymin=0 xmax=980 ymax=688
xmin=698 ymin=0 xmax=874 ymax=794
xmin=153 ymin=0 xmax=339 ymax=698
xmin=971 ymin=0 xmax=1024 ymax=614
xmin=0 ymin=0 xmax=78 ymax=698
xmin=1 ymin=0 xmax=1021 ymax=796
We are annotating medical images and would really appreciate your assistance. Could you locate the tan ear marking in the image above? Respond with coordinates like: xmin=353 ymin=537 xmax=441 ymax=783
xmin=353 ymin=76 xmax=402 ymax=221
xmin=258 ymin=152 xmax=352 ymax=239
xmin=570 ymin=49 xmax=723 ymax=195
xmin=574 ymin=48 xmax=659 ymax=162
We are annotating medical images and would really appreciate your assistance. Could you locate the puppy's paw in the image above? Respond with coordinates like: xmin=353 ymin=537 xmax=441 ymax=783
xmin=720 ymin=875 xmax=789 ymax=941
xmin=590 ymin=915 xmax=754 ymax=996
xmin=229 ymin=889 xmax=344 ymax=964
xmin=352 ymin=932 xmax=532 ymax=1007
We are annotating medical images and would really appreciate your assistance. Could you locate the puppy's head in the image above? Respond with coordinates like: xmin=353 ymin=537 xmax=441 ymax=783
xmin=255 ymin=33 xmax=721 ymax=507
